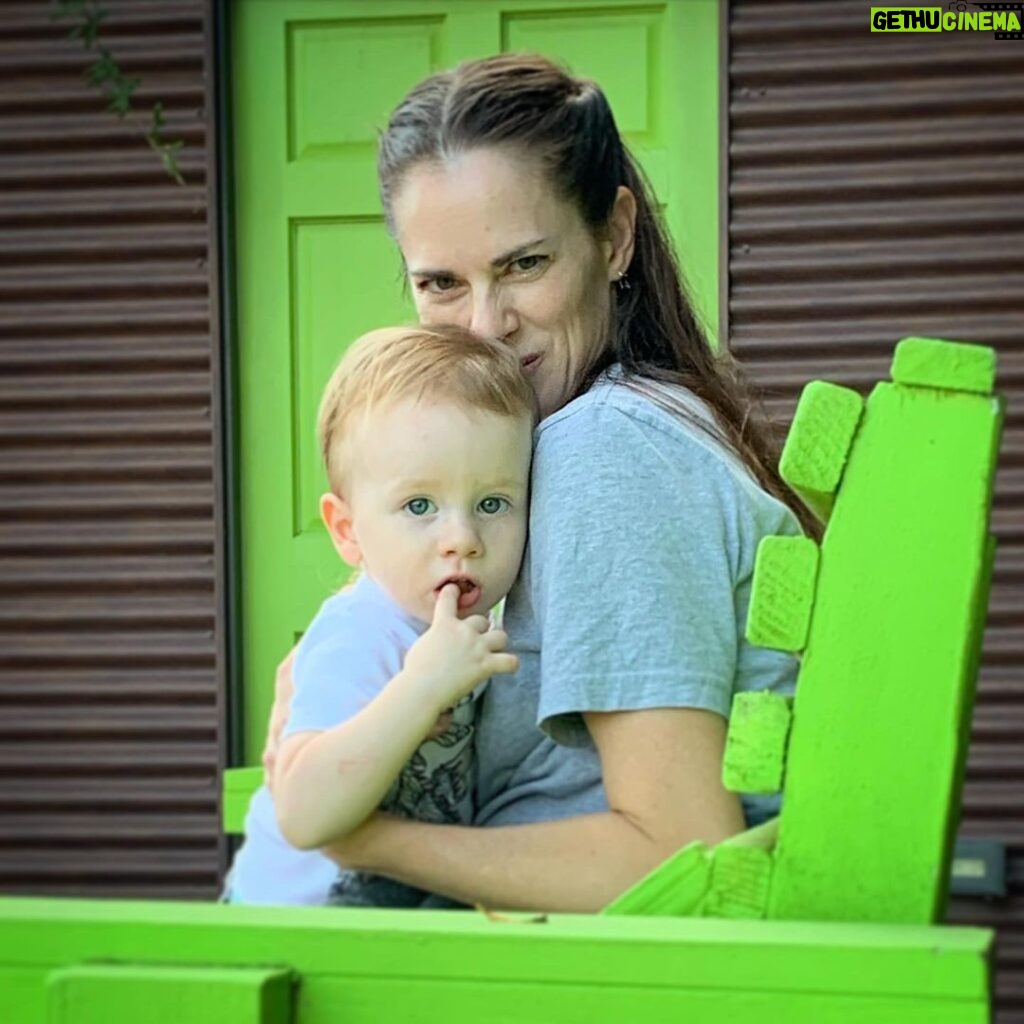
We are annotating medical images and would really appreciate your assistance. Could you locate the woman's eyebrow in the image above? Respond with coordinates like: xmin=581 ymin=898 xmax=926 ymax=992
xmin=408 ymin=238 xmax=548 ymax=278
xmin=406 ymin=265 xmax=450 ymax=279
xmin=491 ymin=238 xmax=547 ymax=268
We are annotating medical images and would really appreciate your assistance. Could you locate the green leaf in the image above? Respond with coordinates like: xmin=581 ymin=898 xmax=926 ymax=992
xmin=87 ymin=50 xmax=118 ymax=85
xmin=81 ymin=8 xmax=107 ymax=47
xmin=108 ymin=78 xmax=139 ymax=117
xmin=161 ymin=146 xmax=186 ymax=186
xmin=151 ymin=102 xmax=166 ymax=131
xmin=51 ymin=0 xmax=86 ymax=22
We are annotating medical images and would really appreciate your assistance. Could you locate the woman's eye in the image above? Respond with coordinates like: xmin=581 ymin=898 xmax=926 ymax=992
xmin=405 ymin=498 xmax=435 ymax=516
xmin=418 ymin=275 xmax=458 ymax=295
xmin=478 ymin=496 xmax=509 ymax=515
xmin=510 ymin=255 xmax=545 ymax=274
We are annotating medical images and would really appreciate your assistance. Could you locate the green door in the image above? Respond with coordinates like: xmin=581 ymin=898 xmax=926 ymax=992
xmin=232 ymin=0 xmax=721 ymax=761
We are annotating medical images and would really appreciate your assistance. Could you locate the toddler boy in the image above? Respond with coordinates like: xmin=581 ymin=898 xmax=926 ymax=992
xmin=226 ymin=324 xmax=535 ymax=906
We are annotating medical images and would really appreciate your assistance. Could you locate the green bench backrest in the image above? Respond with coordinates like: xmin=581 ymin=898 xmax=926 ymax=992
xmin=606 ymin=337 xmax=1002 ymax=925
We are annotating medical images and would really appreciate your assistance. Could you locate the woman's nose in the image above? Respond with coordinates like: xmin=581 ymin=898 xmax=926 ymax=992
xmin=470 ymin=293 xmax=518 ymax=342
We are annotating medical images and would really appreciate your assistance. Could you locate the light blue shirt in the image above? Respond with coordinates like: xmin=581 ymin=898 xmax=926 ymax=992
xmin=229 ymin=573 xmax=475 ymax=905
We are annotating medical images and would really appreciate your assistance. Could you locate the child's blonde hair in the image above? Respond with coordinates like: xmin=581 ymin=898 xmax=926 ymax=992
xmin=317 ymin=323 xmax=537 ymax=495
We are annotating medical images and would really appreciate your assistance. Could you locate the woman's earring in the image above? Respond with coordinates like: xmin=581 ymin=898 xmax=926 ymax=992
xmin=615 ymin=269 xmax=631 ymax=292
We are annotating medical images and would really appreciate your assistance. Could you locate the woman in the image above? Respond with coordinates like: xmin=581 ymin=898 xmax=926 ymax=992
xmin=264 ymin=54 xmax=812 ymax=912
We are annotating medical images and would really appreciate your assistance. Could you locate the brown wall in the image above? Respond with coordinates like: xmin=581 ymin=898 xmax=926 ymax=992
xmin=0 ymin=0 xmax=225 ymax=899
xmin=724 ymin=1 xmax=1024 ymax=1019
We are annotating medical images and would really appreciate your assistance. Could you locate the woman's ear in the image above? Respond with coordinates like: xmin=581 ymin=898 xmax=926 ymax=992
xmin=320 ymin=492 xmax=362 ymax=566
xmin=606 ymin=185 xmax=637 ymax=281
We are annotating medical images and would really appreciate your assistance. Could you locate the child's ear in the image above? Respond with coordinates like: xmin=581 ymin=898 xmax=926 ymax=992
xmin=320 ymin=493 xmax=361 ymax=566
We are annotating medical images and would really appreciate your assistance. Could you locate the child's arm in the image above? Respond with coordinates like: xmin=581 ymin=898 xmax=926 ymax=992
xmin=274 ymin=584 xmax=517 ymax=851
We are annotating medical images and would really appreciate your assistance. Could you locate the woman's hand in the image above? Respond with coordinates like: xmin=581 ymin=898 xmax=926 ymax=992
xmin=262 ymin=647 xmax=296 ymax=790
xmin=320 ymin=812 xmax=392 ymax=871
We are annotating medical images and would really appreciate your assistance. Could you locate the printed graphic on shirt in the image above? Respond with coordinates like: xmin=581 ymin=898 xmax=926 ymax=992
xmin=383 ymin=695 xmax=476 ymax=824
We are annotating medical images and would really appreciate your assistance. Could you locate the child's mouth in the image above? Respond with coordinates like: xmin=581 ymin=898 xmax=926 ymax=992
xmin=437 ymin=576 xmax=482 ymax=611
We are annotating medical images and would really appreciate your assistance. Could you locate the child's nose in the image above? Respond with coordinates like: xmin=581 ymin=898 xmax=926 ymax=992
xmin=440 ymin=515 xmax=483 ymax=558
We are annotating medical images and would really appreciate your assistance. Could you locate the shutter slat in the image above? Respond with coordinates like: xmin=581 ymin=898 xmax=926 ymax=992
xmin=0 ymin=408 xmax=211 ymax=442
xmin=0 ymin=224 xmax=207 ymax=262
xmin=0 ymin=672 xmax=215 ymax=703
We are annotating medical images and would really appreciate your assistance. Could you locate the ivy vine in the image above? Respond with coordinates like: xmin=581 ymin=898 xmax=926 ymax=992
xmin=53 ymin=0 xmax=185 ymax=184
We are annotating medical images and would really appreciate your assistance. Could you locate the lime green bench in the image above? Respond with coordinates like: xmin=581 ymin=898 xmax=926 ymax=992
xmin=606 ymin=336 xmax=1001 ymax=926
xmin=0 ymin=338 xmax=1000 ymax=1023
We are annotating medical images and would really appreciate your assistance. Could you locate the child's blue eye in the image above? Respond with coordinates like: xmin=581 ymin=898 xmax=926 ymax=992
xmin=405 ymin=498 xmax=435 ymax=516
xmin=478 ymin=496 xmax=509 ymax=515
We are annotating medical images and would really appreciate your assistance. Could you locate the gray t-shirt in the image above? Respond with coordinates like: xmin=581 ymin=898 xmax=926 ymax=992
xmin=474 ymin=368 xmax=800 ymax=829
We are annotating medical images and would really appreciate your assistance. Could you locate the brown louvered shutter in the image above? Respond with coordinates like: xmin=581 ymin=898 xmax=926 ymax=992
xmin=725 ymin=1 xmax=1024 ymax=1017
xmin=0 ymin=1 xmax=225 ymax=898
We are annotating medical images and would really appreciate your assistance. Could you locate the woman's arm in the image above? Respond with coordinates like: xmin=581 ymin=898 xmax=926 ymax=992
xmin=323 ymin=706 xmax=744 ymax=912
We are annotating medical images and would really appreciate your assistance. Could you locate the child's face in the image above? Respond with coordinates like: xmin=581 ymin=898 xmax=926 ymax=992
xmin=325 ymin=397 xmax=532 ymax=624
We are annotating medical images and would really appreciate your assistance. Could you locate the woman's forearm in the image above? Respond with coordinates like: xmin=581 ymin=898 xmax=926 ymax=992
xmin=324 ymin=810 xmax=688 ymax=913
xmin=274 ymin=670 xmax=439 ymax=849
xmin=321 ymin=708 xmax=745 ymax=912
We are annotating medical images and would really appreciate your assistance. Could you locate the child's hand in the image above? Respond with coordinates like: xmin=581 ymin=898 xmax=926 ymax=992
xmin=403 ymin=583 xmax=518 ymax=712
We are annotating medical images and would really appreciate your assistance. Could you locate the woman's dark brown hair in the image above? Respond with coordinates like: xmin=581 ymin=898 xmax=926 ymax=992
xmin=377 ymin=54 xmax=816 ymax=535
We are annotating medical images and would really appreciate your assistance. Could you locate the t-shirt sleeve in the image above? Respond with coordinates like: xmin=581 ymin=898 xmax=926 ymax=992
xmin=531 ymin=400 xmax=743 ymax=746
xmin=282 ymin=619 xmax=401 ymax=739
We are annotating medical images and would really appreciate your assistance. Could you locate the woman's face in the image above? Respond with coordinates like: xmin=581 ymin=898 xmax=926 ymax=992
xmin=391 ymin=147 xmax=633 ymax=420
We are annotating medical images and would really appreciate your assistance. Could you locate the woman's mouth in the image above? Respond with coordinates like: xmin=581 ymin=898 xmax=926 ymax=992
xmin=520 ymin=353 xmax=543 ymax=375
